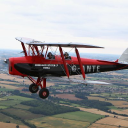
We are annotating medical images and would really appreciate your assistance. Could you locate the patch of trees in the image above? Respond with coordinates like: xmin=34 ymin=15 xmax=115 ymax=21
xmin=48 ymin=96 xmax=112 ymax=112
xmin=70 ymin=99 xmax=112 ymax=112
xmin=21 ymin=100 xmax=80 ymax=116
xmin=75 ymin=92 xmax=89 ymax=99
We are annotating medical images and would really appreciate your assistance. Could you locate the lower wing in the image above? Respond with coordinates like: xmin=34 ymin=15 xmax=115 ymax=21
xmin=45 ymin=76 xmax=110 ymax=85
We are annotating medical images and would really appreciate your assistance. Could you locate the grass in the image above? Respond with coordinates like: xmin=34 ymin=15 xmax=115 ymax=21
xmin=1 ymin=108 xmax=42 ymax=120
xmin=0 ymin=95 xmax=34 ymax=107
xmin=53 ymin=111 xmax=104 ymax=123
xmin=0 ymin=113 xmax=24 ymax=125
xmin=3 ymin=95 xmax=34 ymax=101
xmin=13 ymin=104 xmax=31 ymax=110
xmin=0 ymin=88 xmax=14 ymax=92
xmin=0 ymin=84 xmax=19 ymax=89
xmin=30 ymin=116 xmax=90 ymax=128
xmin=107 ymin=106 xmax=123 ymax=110
xmin=0 ymin=100 xmax=22 ymax=106
xmin=0 ymin=106 xmax=8 ymax=109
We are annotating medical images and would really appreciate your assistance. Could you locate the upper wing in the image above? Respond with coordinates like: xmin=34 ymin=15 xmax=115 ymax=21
xmin=46 ymin=76 xmax=110 ymax=85
xmin=15 ymin=37 xmax=104 ymax=48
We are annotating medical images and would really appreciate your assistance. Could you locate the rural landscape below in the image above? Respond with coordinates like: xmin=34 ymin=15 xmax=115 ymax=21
xmin=0 ymin=50 xmax=128 ymax=128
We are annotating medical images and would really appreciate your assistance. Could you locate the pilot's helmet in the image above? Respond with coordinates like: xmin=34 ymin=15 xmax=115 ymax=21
xmin=64 ymin=52 xmax=69 ymax=56
xmin=47 ymin=52 xmax=52 ymax=57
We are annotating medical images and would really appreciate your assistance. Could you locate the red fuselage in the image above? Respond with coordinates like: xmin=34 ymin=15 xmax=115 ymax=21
xmin=9 ymin=55 xmax=128 ymax=77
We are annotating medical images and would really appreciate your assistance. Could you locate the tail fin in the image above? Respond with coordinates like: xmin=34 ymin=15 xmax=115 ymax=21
xmin=118 ymin=48 xmax=128 ymax=63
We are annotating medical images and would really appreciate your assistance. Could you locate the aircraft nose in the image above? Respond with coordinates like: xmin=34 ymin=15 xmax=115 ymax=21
xmin=9 ymin=58 xmax=14 ymax=74
xmin=4 ymin=59 xmax=9 ymax=64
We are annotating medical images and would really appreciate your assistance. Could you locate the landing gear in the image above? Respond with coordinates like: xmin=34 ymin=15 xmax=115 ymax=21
xmin=27 ymin=76 xmax=49 ymax=99
xmin=39 ymin=88 xmax=49 ymax=99
xmin=29 ymin=83 xmax=39 ymax=93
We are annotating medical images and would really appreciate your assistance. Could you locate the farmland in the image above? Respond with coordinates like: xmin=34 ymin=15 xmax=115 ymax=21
xmin=1 ymin=51 xmax=128 ymax=127
xmin=0 ymin=122 xmax=28 ymax=128
xmin=30 ymin=111 xmax=104 ymax=128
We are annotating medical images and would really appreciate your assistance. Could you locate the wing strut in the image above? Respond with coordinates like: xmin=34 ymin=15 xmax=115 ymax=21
xmin=59 ymin=46 xmax=70 ymax=78
xmin=34 ymin=46 xmax=40 ymax=56
xmin=21 ymin=42 xmax=27 ymax=56
xmin=75 ymin=48 xmax=85 ymax=79
xmin=45 ymin=46 xmax=49 ymax=58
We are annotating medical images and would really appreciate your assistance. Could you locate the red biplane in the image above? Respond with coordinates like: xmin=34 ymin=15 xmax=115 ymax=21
xmin=8 ymin=37 xmax=128 ymax=99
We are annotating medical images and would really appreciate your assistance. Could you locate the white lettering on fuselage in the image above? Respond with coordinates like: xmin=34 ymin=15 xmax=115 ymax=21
xmin=86 ymin=65 xmax=100 ymax=72
xmin=35 ymin=64 xmax=58 ymax=67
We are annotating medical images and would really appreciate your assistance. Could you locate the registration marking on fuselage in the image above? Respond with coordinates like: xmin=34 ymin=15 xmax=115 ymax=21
xmin=35 ymin=64 xmax=58 ymax=67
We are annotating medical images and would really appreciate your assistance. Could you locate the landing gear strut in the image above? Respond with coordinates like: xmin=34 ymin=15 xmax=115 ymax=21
xmin=28 ymin=76 xmax=49 ymax=99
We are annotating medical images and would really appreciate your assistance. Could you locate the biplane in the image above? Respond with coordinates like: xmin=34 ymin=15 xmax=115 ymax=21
xmin=8 ymin=37 xmax=128 ymax=99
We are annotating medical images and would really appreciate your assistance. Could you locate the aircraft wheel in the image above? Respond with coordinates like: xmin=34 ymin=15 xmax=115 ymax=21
xmin=29 ymin=83 xmax=39 ymax=93
xmin=39 ymin=88 xmax=49 ymax=99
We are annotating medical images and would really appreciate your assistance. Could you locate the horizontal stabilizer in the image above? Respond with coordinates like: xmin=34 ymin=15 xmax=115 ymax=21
xmin=46 ymin=76 xmax=110 ymax=85
xmin=118 ymin=48 xmax=128 ymax=63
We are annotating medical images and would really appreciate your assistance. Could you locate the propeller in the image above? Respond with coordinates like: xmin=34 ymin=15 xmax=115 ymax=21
xmin=4 ymin=59 xmax=9 ymax=64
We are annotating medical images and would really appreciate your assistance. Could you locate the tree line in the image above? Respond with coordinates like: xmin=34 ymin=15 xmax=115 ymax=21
xmin=21 ymin=100 xmax=80 ymax=116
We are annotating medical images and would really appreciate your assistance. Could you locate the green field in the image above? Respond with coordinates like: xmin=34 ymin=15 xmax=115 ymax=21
xmin=0 ymin=95 xmax=34 ymax=107
xmin=54 ymin=111 xmax=104 ymax=123
xmin=30 ymin=111 xmax=104 ymax=128
xmin=4 ymin=95 xmax=33 ymax=101
xmin=0 ymin=106 xmax=8 ymax=109
xmin=30 ymin=116 xmax=90 ymax=128
xmin=1 ymin=108 xmax=43 ymax=120
xmin=13 ymin=104 xmax=31 ymax=110
xmin=0 ymin=113 xmax=24 ymax=125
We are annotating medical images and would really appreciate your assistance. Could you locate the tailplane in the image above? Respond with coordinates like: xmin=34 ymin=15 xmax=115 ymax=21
xmin=118 ymin=48 xmax=128 ymax=63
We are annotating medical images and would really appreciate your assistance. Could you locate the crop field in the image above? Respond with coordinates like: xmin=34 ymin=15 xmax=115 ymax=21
xmin=54 ymin=94 xmax=82 ymax=100
xmin=77 ymin=107 xmax=128 ymax=119
xmin=87 ymin=96 xmax=128 ymax=108
xmin=54 ymin=111 xmax=104 ymax=123
xmin=1 ymin=108 xmax=43 ymax=120
xmin=0 ymin=83 xmax=19 ymax=89
xmin=0 ymin=113 xmax=23 ymax=125
xmin=0 ymin=81 xmax=20 ymax=85
xmin=0 ymin=96 xmax=33 ymax=107
xmin=89 ymin=124 xmax=119 ymax=128
xmin=0 ymin=122 xmax=28 ymax=128
xmin=13 ymin=104 xmax=31 ymax=110
xmin=111 ymin=109 xmax=128 ymax=115
xmin=95 ymin=117 xmax=128 ymax=127
xmin=3 ymin=95 xmax=33 ymax=101
xmin=0 ymin=99 xmax=22 ymax=106
xmin=87 ymin=96 xmax=105 ymax=101
xmin=30 ymin=116 xmax=90 ymax=128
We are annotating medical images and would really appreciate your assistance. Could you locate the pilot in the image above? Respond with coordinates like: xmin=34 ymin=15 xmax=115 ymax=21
xmin=47 ymin=52 xmax=53 ymax=59
xmin=64 ymin=52 xmax=71 ymax=59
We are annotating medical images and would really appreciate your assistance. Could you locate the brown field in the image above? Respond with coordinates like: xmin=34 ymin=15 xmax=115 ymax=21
xmin=77 ymin=107 xmax=128 ymax=120
xmin=0 ymin=81 xmax=19 ymax=85
xmin=87 ymin=96 xmax=105 ymax=101
xmin=88 ymin=96 xmax=128 ymax=107
xmin=96 ymin=117 xmax=128 ymax=127
xmin=0 ymin=84 xmax=19 ymax=89
xmin=30 ymin=116 xmax=90 ymax=128
xmin=89 ymin=124 xmax=119 ymax=128
xmin=108 ymin=101 xmax=128 ymax=107
xmin=0 ymin=73 xmax=55 ymax=87
xmin=111 ymin=109 xmax=128 ymax=115
xmin=0 ymin=122 xmax=28 ymax=128
xmin=54 ymin=94 xmax=82 ymax=100
xmin=108 ymin=72 xmax=123 ymax=76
